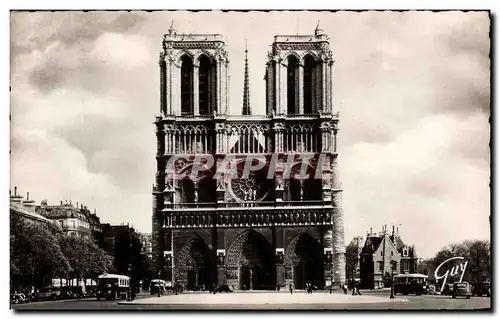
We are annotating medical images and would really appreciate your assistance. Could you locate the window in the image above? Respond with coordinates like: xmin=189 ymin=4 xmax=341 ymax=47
xmin=198 ymin=55 xmax=211 ymax=115
xmin=391 ymin=251 xmax=393 ymax=256
xmin=381 ymin=251 xmax=383 ymax=257
xmin=181 ymin=55 xmax=194 ymax=115
xmin=287 ymin=55 xmax=298 ymax=115
xmin=403 ymin=248 xmax=408 ymax=257
xmin=303 ymin=55 xmax=316 ymax=114
xmin=60 ymin=220 xmax=64 ymax=228
xmin=71 ymin=220 xmax=76 ymax=228
xmin=378 ymin=261 xmax=383 ymax=272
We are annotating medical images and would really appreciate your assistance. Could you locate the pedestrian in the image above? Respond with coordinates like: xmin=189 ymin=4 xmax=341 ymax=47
xmin=355 ymin=281 xmax=362 ymax=295
xmin=289 ymin=283 xmax=294 ymax=294
xmin=342 ymin=283 xmax=348 ymax=294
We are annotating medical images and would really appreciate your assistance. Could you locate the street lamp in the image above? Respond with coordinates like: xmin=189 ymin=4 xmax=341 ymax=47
xmin=127 ymin=264 xmax=132 ymax=301
xmin=157 ymin=270 xmax=161 ymax=297
xmin=390 ymin=261 xmax=395 ymax=299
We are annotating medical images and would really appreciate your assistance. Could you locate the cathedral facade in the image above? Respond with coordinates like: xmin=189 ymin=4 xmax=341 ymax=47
xmin=152 ymin=24 xmax=346 ymax=290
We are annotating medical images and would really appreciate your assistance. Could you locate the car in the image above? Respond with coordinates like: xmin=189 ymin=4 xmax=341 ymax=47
xmin=215 ymin=284 xmax=234 ymax=293
xmin=452 ymin=282 xmax=473 ymax=299
xmin=10 ymin=293 xmax=27 ymax=304
xmin=34 ymin=287 xmax=61 ymax=301
xmin=473 ymin=282 xmax=491 ymax=297
xmin=441 ymin=283 xmax=454 ymax=296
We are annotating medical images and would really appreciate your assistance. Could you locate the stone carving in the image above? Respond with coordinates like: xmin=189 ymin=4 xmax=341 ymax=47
xmin=324 ymin=251 xmax=332 ymax=264
xmin=226 ymin=268 xmax=238 ymax=279
xmin=218 ymin=253 xmax=225 ymax=266
xmin=276 ymin=251 xmax=284 ymax=265
xmin=165 ymin=255 xmax=172 ymax=267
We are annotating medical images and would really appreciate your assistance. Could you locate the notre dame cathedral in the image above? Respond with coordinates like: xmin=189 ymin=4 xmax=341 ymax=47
xmin=152 ymin=23 xmax=346 ymax=291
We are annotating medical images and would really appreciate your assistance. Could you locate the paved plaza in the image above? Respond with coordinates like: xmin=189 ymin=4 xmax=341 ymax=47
xmin=121 ymin=291 xmax=408 ymax=306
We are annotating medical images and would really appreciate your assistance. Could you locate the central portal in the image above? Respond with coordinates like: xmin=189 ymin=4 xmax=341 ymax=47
xmin=227 ymin=230 xmax=276 ymax=290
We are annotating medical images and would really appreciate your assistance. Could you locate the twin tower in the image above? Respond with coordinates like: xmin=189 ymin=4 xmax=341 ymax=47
xmin=152 ymin=23 xmax=346 ymax=291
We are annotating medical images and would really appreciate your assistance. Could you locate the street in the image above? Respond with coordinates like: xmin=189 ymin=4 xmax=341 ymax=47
xmin=11 ymin=290 xmax=491 ymax=310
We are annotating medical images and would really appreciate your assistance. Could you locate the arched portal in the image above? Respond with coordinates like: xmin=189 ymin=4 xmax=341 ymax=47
xmin=284 ymin=233 xmax=323 ymax=289
xmin=176 ymin=236 xmax=214 ymax=290
xmin=226 ymin=230 xmax=276 ymax=290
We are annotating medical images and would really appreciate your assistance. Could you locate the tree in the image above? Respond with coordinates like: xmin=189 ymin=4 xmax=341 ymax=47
xmin=10 ymin=215 xmax=71 ymax=289
xmin=425 ymin=240 xmax=491 ymax=283
xmin=58 ymin=236 xmax=115 ymax=282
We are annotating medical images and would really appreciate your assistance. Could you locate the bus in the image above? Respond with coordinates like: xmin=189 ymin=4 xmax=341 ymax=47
xmin=96 ymin=274 xmax=130 ymax=301
xmin=149 ymin=279 xmax=166 ymax=295
xmin=393 ymin=273 xmax=428 ymax=296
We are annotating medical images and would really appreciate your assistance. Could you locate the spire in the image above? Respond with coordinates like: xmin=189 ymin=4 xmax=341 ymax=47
xmin=168 ymin=20 xmax=177 ymax=36
xmin=242 ymin=39 xmax=251 ymax=115
xmin=314 ymin=20 xmax=325 ymax=37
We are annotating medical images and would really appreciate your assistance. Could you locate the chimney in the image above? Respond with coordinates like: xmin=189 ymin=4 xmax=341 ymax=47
xmin=60 ymin=200 xmax=63 ymax=206
xmin=14 ymin=186 xmax=17 ymax=196
xmin=392 ymin=225 xmax=395 ymax=236
xmin=9 ymin=189 xmax=11 ymax=196
xmin=370 ymin=227 xmax=372 ymax=234
xmin=26 ymin=192 xmax=29 ymax=201
xmin=76 ymin=202 xmax=79 ymax=209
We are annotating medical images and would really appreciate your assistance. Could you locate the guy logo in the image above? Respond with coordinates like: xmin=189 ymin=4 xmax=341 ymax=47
xmin=434 ymin=256 xmax=468 ymax=293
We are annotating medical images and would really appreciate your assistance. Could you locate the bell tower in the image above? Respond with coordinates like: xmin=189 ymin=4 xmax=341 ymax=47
xmin=159 ymin=22 xmax=230 ymax=116
xmin=265 ymin=22 xmax=333 ymax=116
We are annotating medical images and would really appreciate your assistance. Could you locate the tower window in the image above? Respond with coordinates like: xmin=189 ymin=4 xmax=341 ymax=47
xmin=181 ymin=55 xmax=194 ymax=115
xmin=199 ymin=55 xmax=211 ymax=115
xmin=303 ymin=55 xmax=316 ymax=115
xmin=287 ymin=56 xmax=299 ymax=115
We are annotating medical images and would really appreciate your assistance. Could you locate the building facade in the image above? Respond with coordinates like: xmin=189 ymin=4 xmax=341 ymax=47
xmin=345 ymin=236 xmax=364 ymax=283
xmin=359 ymin=225 xmax=418 ymax=289
xmin=10 ymin=187 xmax=53 ymax=225
xmin=139 ymin=233 xmax=153 ymax=260
xmin=37 ymin=200 xmax=93 ymax=239
xmin=152 ymin=24 xmax=346 ymax=290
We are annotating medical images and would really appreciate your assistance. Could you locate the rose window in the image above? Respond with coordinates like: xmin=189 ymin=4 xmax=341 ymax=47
xmin=229 ymin=172 xmax=269 ymax=202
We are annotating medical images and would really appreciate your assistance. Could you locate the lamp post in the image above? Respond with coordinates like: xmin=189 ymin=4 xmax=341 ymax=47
xmin=157 ymin=270 xmax=161 ymax=297
xmin=390 ymin=261 xmax=395 ymax=299
xmin=127 ymin=264 xmax=132 ymax=301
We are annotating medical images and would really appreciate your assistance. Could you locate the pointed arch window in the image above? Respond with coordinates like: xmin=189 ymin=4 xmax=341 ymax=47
xmin=181 ymin=55 xmax=194 ymax=115
xmin=303 ymin=55 xmax=316 ymax=115
xmin=198 ymin=55 xmax=211 ymax=115
xmin=287 ymin=55 xmax=299 ymax=115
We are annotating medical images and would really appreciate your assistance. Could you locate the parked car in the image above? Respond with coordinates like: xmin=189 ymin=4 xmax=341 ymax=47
xmin=215 ymin=284 xmax=234 ymax=293
xmin=441 ymin=283 xmax=454 ymax=296
xmin=472 ymin=282 xmax=490 ymax=297
xmin=452 ymin=282 xmax=473 ymax=299
xmin=34 ymin=287 xmax=61 ymax=301
xmin=10 ymin=293 xmax=27 ymax=304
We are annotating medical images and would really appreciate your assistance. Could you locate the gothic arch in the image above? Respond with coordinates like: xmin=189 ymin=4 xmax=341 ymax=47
xmin=226 ymin=230 xmax=276 ymax=290
xmin=281 ymin=51 xmax=302 ymax=65
xmin=174 ymin=50 xmax=196 ymax=66
xmin=300 ymin=51 xmax=320 ymax=63
xmin=284 ymin=232 xmax=324 ymax=289
xmin=194 ymin=51 xmax=216 ymax=65
xmin=176 ymin=235 xmax=214 ymax=289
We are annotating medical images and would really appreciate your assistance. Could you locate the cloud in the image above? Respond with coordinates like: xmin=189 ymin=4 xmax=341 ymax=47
xmin=10 ymin=11 xmax=490 ymax=258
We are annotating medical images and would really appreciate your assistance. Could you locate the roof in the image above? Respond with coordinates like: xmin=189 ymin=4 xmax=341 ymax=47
xmin=394 ymin=274 xmax=428 ymax=278
xmin=11 ymin=202 xmax=52 ymax=223
xmin=98 ymin=274 xmax=130 ymax=279
xmin=361 ymin=236 xmax=383 ymax=254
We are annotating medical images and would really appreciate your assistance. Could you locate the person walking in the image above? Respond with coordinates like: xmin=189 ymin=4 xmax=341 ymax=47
xmin=342 ymin=283 xmax=348 ymax=294
xmin=289 ymin=283 xmax=294 ymax=294
xmin=355 ymin=281 xmax=362 ymax=295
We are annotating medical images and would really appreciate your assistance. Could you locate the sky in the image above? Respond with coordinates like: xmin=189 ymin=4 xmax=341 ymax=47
xmin=10 ymin=11 xmax=490 ymax=258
